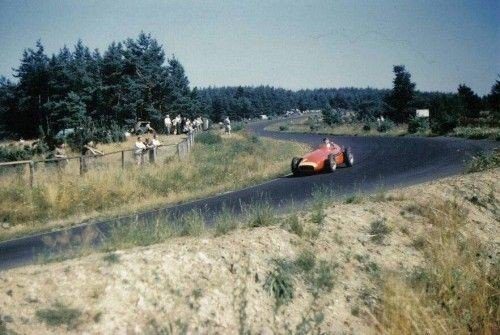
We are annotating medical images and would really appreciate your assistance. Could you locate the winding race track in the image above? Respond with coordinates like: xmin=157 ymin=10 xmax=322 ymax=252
xmin=0 ymin=120 xmax=497 ymax=269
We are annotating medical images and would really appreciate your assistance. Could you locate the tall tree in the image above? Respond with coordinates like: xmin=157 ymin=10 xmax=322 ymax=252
xmin=486 ymin=78 xmax=500 ymax=113
xmin=384 ymin=65 xmax=416 ymax=123
xmin=13 ymin=40 xmax=50 ymax=136
xmin=457 ymin=84 xmax=482 ymax=118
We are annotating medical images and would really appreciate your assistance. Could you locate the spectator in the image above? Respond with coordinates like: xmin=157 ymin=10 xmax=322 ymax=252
xmin=149 ymin=134 xmax=161 ymax=163
xmin=224 ymin=116 xmax=231 ymax=135
xmin=82 ymin=140 xmax=103 ymax=172
xmin=134 ymin=136 xmax=146 ymax=166
xmin=164 ymin=114 xmax=172 ymax=134
xmin=175 ymin=115 xmax=182 ymax=135
xmin=54 ymin=143 xmax=68 ymax=169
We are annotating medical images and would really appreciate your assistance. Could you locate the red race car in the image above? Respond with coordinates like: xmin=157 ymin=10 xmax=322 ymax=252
xmin=291 ymin=139 xmax=353 ymax=175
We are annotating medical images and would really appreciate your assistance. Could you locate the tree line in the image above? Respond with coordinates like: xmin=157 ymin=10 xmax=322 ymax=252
xmin=0 ymin=33 xmax=498 ymax=140
xmin=381 ymin=65 xmax=499 ymax=134
xmin=0 ymin=33 xmax=201 ymax=139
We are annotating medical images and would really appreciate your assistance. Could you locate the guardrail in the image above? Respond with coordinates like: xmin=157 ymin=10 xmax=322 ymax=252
xmin=0 ymin=132 xmax=196 ymax=188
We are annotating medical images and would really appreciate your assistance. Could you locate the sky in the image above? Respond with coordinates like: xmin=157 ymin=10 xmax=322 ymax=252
xmin=0 ymin=0 xmax=498 ymax=94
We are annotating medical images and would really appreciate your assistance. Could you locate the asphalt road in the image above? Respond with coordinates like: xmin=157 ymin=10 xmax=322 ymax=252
xmin=0 ymin=121 xmax=497 ymax=269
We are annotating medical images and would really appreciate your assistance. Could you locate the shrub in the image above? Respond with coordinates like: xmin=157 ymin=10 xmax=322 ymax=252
xmin=453 ymin=127 xmax=500 ymax=140
xmin=178 ymin=210 xmax=205 ymax=236
xmin=232 ymin=122 xmax=244 ymax=132
xmin=214 ymin=207 xmax=238 ymax=236
xmin=362 ymin=123 xmax=372 ymax=132
xmin=103 ymin=252 xmax=120 ymax=264
xmin=295 ymin=250 xmax=316 ymax=273
xmin=264 ymin=261 xmax=295 ymax=307
xmin=36 ymin=302 xmax=81 ymax=328
xmin=195 ymin=131 xmax=222 ymax=145
xmin=369 ymin=219 xmax=391 ymax=244
xmin=247 ymin=202 xmax=277 ymax=227
xmin=0 ymin=145 xmax=32 ymax=162
xmin=322 ymin=108 xmax=341 ymax=126
xmin=377 ymin=119 xmax=395 ymax=133
xmin=307 ymin=260 xmax=336 ymax=297
xmin=279 ymin=125 xmax=289 ymax=131
xmin=307 ymin=116 xmax=321 ymax=132
xmin=466 ymin=149 xmax=500 ymax=173
xmin=407 ymin=117 xmax=429 ymax=134
xmin=283 ymin=214 xmax=304 ymax=236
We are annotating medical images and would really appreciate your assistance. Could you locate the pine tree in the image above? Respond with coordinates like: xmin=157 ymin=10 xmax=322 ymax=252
xmin=14 ymin=40 xmax=51 ymax=136
xmin=486 ymin=78 xmax=499 ymax=113
xmin=457 ymin=84 xmax=482 ymax=118
xmin=384 ymin=65 xmax=416 ymax=123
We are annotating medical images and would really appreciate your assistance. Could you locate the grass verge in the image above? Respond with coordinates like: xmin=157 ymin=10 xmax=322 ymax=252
xmin=377 ymin=200 xmax=499 ymax=334
xmin=0 ymin=131 xmax=308 ymax=240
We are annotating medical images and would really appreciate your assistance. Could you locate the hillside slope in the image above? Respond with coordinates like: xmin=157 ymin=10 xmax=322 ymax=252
xmin=0 ymin=169 xmax=498 ymax=334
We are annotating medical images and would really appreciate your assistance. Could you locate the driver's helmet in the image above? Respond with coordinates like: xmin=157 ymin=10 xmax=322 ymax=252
xmin=322 ymin=138 xmax=332 ymax=147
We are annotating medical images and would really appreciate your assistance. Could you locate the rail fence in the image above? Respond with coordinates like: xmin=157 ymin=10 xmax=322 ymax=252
xmin=0 ymin=132 xmax=195 ymax=188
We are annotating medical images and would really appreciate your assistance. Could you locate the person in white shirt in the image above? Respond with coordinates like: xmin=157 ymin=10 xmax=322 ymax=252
xmin=134 ymin=136 xmax=146 ymax=165
xmin=224 ymin=116 xmax=231 ymax=135
xmin=164 ymin=115 xmax=172 ymax=135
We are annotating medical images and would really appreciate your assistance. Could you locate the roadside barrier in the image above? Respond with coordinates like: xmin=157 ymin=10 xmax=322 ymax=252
xmin=0 ymin=132 xmax=196 ymax=188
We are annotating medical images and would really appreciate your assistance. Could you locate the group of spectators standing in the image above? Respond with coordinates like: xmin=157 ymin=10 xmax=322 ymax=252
xmin=46 ymin=114 xmax=210 ymax=170
xmin=134 ymin=133 xmax=161 ymax=165
xmin=164 ymin=114 xmax=204 ymax=135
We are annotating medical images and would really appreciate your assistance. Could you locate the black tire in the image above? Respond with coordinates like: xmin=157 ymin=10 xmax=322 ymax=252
xmin=326 ymin=154 xmax=337 ymax=172
xmin=291 ymin=157 xmax=302 ymax=175
xmin=344 ymin=148 xmax=354 ymax=167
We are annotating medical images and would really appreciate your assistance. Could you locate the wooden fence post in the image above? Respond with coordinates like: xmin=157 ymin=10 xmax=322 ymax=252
xmin=29 ymin=161 xmax=34 ymax=188
xmin=79 ymin=157 xmax=84 ymax=175
xmin=121 ymin=150 xmax=125 ymax=169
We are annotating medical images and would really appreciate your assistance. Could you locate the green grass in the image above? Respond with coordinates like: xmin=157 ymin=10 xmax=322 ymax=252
xmin=246 ymin=202 xmax=278 ymax=228
xmin=36 ymin=302 xmax=81 ymax=328
xmin=214 ymin=206 xmax=239 ymax=236
xmin=0 ymin=131 xmax=308 ymax=241
xmin=102 ymin=252 xmax=120 ymax=264
xmin=264 ymin=260 xmax=295 ymax=307
xmin=368 ymin=219 xmax=391 ymax=244
xmin=452 ymin=126 xmax=500 ymax=140
xmin=465 ymin=149 xmax=500 ymax=173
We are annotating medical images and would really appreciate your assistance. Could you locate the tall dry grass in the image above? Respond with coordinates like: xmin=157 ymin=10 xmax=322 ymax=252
xmin=0 ymin=132 xmax=308 ymax=240
xmin=378 ymin=200 xmax=499 ymax=335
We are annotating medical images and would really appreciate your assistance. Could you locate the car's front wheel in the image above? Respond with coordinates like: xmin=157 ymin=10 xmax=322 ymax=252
xmin=291 ymin=157 xmax=302 ymax=176
xmin=326 ymin=154 xmax=337 ymax=172
xmin=344 ymin=148 xmax=354 ymax=167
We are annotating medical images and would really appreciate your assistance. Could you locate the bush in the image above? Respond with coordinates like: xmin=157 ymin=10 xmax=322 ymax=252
xmin=362 ymin=123 xmax=372 ymax=132
xmin=307 ymin=116 xmax=321 ymax=132
xmin=195 ymin=131 xmax=222 ymax=145
xmin=214 ymin=207 xmax=238 ymax=236
xmin=0 ymin=145 xmax=34 ymax=162
xmin=279 ymin=125 xmax=289 ymax=131
xmin=65 ymin=121 xmax=126 ymax=151
xmin=453 ymin=127 xmax=500 ymax=140
xmin=377 ymin=119 xmax=395 ymax=133
xmin=407 ymin=117 xmax=429 ymax=134
xmin=36 ymin=302 xmax=81 ymax=328
xmin=232 ymin=122 xmax=244 ymax=132
xmin=466 ymin=149 xmax=500 ymax=173
xmin=369 ymin=219 xmax=391 ymax=244
xmin=247 ymin=202 xmax=277 ymax=227
xmin=322 ymin=108 xmax=341 ymax=126
xmin=265 ymin=260 xmax=295 ymax=307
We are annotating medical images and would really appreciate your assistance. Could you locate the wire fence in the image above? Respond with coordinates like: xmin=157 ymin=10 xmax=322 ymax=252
xmin=0 ymin=132 xmax=195 ymax=188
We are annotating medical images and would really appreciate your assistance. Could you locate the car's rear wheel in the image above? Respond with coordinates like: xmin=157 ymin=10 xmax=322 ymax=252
xmin=326 ymin=154 xmax=337 ymax=172
xmin=291 ymin=157 xmax=302 ymax=175
xmin=344 ymin=148 xmax=354 ymax=167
